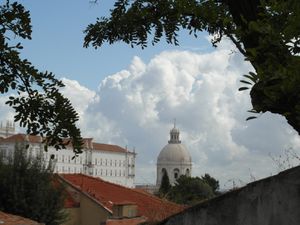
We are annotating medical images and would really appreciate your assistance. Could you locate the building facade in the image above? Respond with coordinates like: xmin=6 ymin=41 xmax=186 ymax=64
xmin=0 ymin=134 xmax=136 ymax=188
xmin=156 ymin=125 xmax=192 ymax=186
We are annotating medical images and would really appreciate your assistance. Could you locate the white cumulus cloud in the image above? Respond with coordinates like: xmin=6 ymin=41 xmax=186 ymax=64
xmin=1 ymin=39 xmax=300 ymax=188
xmin=61 ymin=39 xmax=300 ymax=187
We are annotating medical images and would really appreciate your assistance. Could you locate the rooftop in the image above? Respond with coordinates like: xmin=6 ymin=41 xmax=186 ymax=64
xmin=0 ymin=133 xmax=133 ymax=154
xmin=105 ymin=217 xmax=147 ymax=225
xmin=59 ymin=174 xmax=185 ymax=222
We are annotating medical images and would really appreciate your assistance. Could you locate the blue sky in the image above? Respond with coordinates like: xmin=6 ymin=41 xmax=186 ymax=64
xmin=2 ymin=1 xmax=300 ymax=186
xmin=20 ymin=0 xmax=211 ymax=90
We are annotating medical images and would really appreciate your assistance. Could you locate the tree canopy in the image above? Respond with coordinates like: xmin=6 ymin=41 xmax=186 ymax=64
xmin=84 ymin=0 xmax=300 ymax=135
xmin=168 ymin=175 xmax=214 ymax=205
xmin=158 ymin=169 xmax=172 ymax=197
xmin=201 ymin=173 xmax=220 ymax=195
xmin=0 ymin=1 xmax=83 ymax=154
xmin=0 ymin=143 xmax=67 ymax=225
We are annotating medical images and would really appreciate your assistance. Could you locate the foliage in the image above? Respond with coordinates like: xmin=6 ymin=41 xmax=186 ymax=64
xmin=0 ymin=1 xmax=83 ymax=154
xmin=158 ymin=170 xmax=172 ymax=197
xmin=201 ymin=173 xmax=220 ymax=195
xmin=0 ymin=143 xmax=67 ymax=225
xmin=168 ymin=175 xmax=214 ymax=205
xmin=84 ymin=0 xmax=300 ymax=135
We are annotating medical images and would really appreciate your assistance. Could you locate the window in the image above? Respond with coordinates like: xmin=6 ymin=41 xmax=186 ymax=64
xmin=100 ymin=158 xmax=102 ymax=165
xmin=186 ymin=168 xmax=190 ymax=176
xmin=95 ymin=158 xmax=97 ymax=165
xmin=110 ymin=159 xmax=112 ymax=166
xmin=174 ymin=168 xmax=179 ymax=179
xmin=62 ymin=155 xmax=64 ymax=162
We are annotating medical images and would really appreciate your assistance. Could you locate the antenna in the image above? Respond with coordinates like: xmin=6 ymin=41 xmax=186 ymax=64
xmin=173 ymin=118 xmax=176 ymax=128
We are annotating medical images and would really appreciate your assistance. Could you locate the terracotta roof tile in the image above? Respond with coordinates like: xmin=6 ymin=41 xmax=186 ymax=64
xmin=92 ymin=143 xmax=128 ymax=153
xmin=60 ymin=174 xmax=184 ymax=222
xmin=0 ymin=134 xmax=42 ymax=144
xmin=64 ymin=190 xmax=80 ymax=208
xmin=0 ymin=134 xmax=133 ymax=154
xmin=105 ymin=217 xmax=147 ymax=225
xmin=0 ymin=211 xmax=40 ymax=225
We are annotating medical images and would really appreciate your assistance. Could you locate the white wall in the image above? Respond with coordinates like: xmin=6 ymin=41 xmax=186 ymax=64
xmin=0 ymin=140 xmax=136 ymax=188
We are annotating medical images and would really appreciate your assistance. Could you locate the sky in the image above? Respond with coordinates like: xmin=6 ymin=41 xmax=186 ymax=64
xmin=1 ymin=1 xmax=300 ymax=188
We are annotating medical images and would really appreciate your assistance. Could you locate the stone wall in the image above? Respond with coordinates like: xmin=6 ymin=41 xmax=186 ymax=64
xmin=159 ymin=166 xmax=300 ymax=225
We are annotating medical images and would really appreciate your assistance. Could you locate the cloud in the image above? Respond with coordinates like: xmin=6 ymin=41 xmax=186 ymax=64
xmin=60 ymin=39 xmax=300 ymax=187
xmin=0 ymin=95 xmax=15 ymax=126
xmin=2 ymin=38 xmax=300 ymax=187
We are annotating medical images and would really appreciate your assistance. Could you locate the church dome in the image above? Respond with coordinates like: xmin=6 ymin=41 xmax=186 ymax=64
xmin=156 ymin=123 xmax=192 ymax=186
xmin=157 ymin=124 xmax=191 ymax=164
xmin=158 ymin=143 xmax=191 ymax=163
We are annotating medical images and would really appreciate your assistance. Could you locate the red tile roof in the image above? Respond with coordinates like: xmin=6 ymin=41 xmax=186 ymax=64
xmin=105 ymin=217 xmax=147 ymax=225
xmin=64 ymin=190 xmax=80 ymax=208
xmin=59 ymin=174 xmax=184 ymax=222
xmin=1 ymin=133 xmax=42 ymax=143
xmin=0 ymin=134 xmax=133 ymax=154
xmin=92 ymin=143 xmax=130 ymax=154
xmin=0 ymin=211 xmax=40 ymax=225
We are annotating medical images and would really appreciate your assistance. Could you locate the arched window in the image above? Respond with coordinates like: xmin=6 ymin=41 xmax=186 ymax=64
xmin=186 ymin=168 xmax=190 ymax=176
xmin=173 ymin=168 xmax=179 ymax=179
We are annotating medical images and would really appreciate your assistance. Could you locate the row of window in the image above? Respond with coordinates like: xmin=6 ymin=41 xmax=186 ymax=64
xmin=94 ymin=158 xmax=126 ymax=167
xmin=162 ymin=168 xmax=190 ymax=179
xmin=55 ymin=166 xmax=130 ymax=177
xmin=46 ymin=152 xmax=133 ymax=167
xmin=94 ymin=168 xmax=127 ymax=177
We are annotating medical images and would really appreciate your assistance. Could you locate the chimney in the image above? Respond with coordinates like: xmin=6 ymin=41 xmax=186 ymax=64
xmin=112 ymin=202 xmax=138 ymax=219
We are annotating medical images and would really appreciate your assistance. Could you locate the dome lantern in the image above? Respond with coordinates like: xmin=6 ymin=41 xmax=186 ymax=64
xmin=168 ymin=121 xmax=181 ymax=144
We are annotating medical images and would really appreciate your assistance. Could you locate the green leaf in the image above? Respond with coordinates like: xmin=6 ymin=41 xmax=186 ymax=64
xmin=238 ymin=87 xmax=249 ymax=91
xmin=246 ymin=116 xmax=257 ymax=121
xmin=240 ymin=80 xmax=252 ymax=85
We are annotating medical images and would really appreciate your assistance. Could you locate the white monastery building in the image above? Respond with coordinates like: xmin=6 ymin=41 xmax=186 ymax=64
xmin=156 ymin=124 xmax=192 ymax=186
xmin=0 ymin=125 xmax=136 ymax=188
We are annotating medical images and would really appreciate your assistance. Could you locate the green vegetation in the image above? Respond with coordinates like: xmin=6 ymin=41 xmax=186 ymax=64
xmin=158 ymin=174 xmax=219 ymax=205
xmin=201 ymin=173 xmax=220 ymax=195
xmin=0 ymin=144 xmax=67 ymax=225
xmin=84 ymin=0 xmax=300 ymax=135
xmin=169 ymin=175 xmax=214 ymax=205
xmin=0 ymin=1 xmax=83 ymax=154
xmin=158 ymin=170 xmax=172 ymax=197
